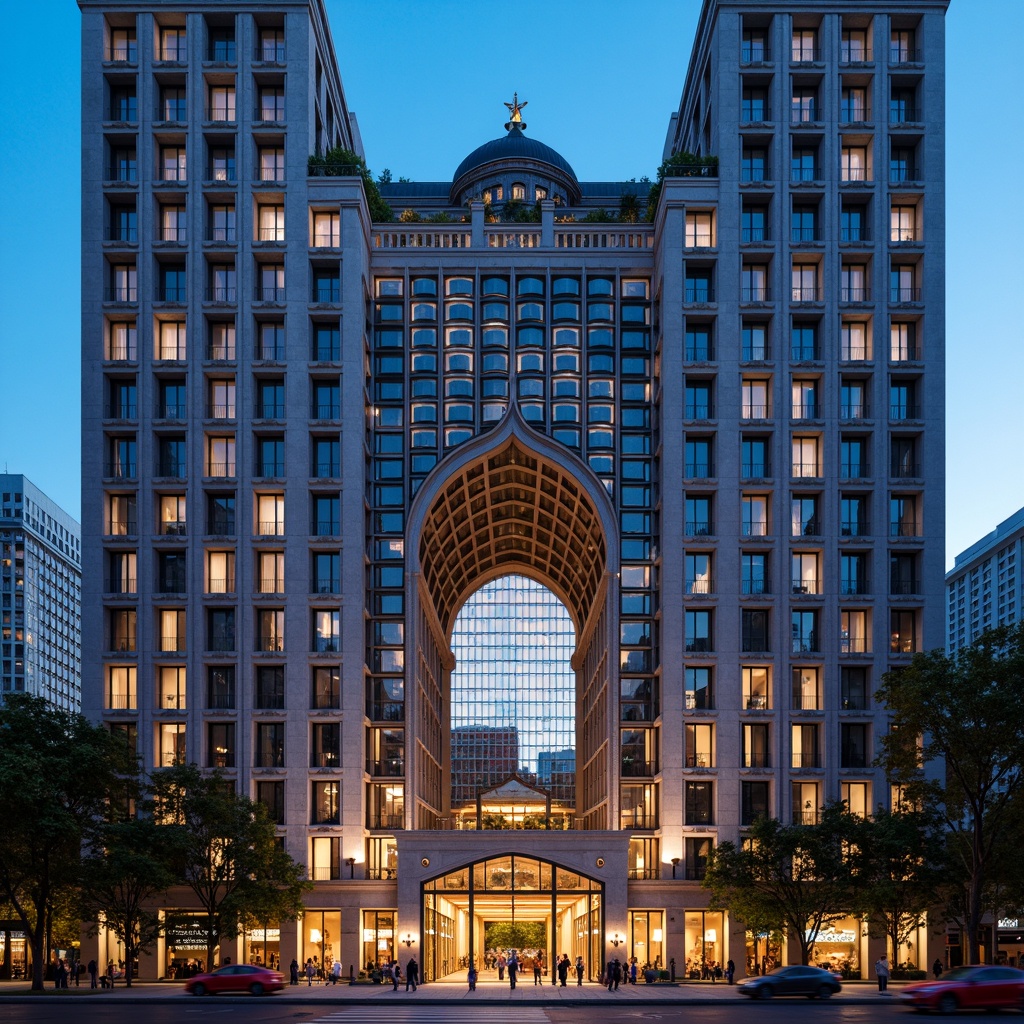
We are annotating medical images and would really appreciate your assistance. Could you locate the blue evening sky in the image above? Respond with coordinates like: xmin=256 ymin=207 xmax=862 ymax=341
xmin=0 ymin=0 xmax=1016 ymax=568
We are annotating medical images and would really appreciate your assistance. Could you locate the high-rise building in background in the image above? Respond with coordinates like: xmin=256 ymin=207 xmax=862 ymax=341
xmin=0 ymin=474 xmax=82 ymax=711
xmin=79 ymin=0 xmax=947 ymax=981
xmin=947 ymin=508 xmax=1024 ymax=654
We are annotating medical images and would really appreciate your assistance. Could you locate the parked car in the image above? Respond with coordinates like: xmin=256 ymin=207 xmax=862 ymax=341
xmin=738 ymin=964 xmax=842 ymax=1000
xmin=184 ymin=963 xmax=284 ymax=996
xmin=898 ymin=964 xmax=1024 ymax=1014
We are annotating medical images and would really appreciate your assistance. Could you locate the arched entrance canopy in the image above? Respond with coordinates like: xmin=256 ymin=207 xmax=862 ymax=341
xmin=408 ymin=408 xmax=617 ymax=640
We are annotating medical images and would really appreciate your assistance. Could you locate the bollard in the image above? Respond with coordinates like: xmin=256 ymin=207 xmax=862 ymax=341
xmin=670 ymin=958 xmax=676 ymax=982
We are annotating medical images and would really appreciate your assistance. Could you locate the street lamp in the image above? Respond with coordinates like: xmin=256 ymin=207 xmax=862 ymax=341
xmin=671 ymin=857 xmax=681 ymax=879
xmin=346 ymin=857 xmax=355 ymax=878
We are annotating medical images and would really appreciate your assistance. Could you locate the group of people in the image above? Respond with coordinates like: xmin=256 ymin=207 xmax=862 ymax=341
xmin=288 ymin=956 xmax=347 ymax=986
xmin=485 ymin=949 xmax=585 ymax=990
xmin=84 ymin=958 xmax=121 ymax=988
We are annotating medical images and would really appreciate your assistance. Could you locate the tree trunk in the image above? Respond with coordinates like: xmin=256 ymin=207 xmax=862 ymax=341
xmin=124 ymin=938 xmax=134 ymax=988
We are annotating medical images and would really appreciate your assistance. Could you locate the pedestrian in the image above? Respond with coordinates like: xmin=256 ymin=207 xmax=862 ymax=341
xmin=875 ymin=955 xmax=890 ymax=993
xmin=468 ymin=961 xmax=478 ymax=991
xmin=726 ymin=958 xmax=735 ymax=984
xmin=629 ymin=957 xmax=637 ymax=985
xmin=106 ymin=960 xmax=116 ymax=989
xmin=575 ymin=955 xmax=584 ymax=985
xmin=606 ymin=957 xmax=615 ymax=991
xmin=72 ymin=958 xmax=80 ymax=987
xmin=508 ymin=951 xmax=518 ymax=989
xmin=612 ymin=957 xmax=622 ymax=990
xmin=391 ymin=959 xmax=401 ymax=991
xmin=406 ymin=957 xmax=418 ymax=991
xmin=305 ymin=958 xmax=316 ymax=986
xmin=534 ymin=950 xmax=543 ymax=985
xmin=331 ymin=958 xmax=342 ymax=985
xmin=497 ymin=952 xmax=506 ymax=981
xmin=88 ymin=958 xmax=98 ymax=989
xmin=557 ymin=953 xmax=569 ymax=986
xmin=932 ymin=958 xmax=943 ymax=979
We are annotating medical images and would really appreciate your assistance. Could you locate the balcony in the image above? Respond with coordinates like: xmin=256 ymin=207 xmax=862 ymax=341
xmin=685 ymin=578 xmax=714 ymax=596
xmin=741 ymin=462 xmax=771 ymax=479
xmin=840 ymin=579 xmax=870 ymax=596
xmin=367 ymin=814 xmax=404 ymax=831
xmin=367 ymin=758 xmax=405 ymax=777
xmin=790 ymin=284 xmax=821 ymax=303
xmin=105 ymin=286 xmax=138 ymax=303
xmin=741 ymin=286 xmax=770 ymax=303
xmin=685 ymin=638 xmax=713 ymax=654
xmin=890 ymin=579 xmax=921 ymax=596
xmin=792 ymin=580 xmax=820 ymax=595
xmin=742 ymin=579 xmax=771 ymax=596
xmin=621 ymin=758 xmax=659 ymax=778
xmin=367 ymin=701 xmax=405 ymax=722
xmin=840 ymin=287 xmax=871 ymax=303
xmin=890 ymin=403 xmax=921 ymax=421
xmin=840 ymin=635 xmax=870 ymax=654
xmin=684 ymin=284 xmax=714 ymax=304
xmin=890 ymin=520 xmax=922 ymax=538
xmin=792 ymin=635 xmax=820 ymax=655
xmin=791 ymin=403 xmax=819 ymax=420
xmin=206 ymin=286 xmax=237 ymax=303
xmin=889 ymin=107 xmax=922 ymax=125
xmin=684 ymin=520 xmax=714 ymax=537
xmin=840 ymin=106 xmax=870 ymax=124
xmin=740 ymin=45 xmax=771 ymax=64
xmin=790 ymin=106 xmax=821 ymax=124
xmin=256 ymin=403 xmax=286 ymax=419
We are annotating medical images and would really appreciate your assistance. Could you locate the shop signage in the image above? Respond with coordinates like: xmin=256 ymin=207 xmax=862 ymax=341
xmin=806 ymin=927 xmax=857 ymax=944
xmin=248 ymin=928 xmax=280 ymax=941
xmin=999 ymin=919 xmax=1020 ymax=929
xmin=165 ymin=917 xmax=210 ymax=949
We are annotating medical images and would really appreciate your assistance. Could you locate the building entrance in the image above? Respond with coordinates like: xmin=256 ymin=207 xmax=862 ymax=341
xmin=421 ymin=854 xmax=602 ymax=983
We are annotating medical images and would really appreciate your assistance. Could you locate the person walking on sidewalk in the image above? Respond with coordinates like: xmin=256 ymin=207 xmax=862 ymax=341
xmin=875 ymin=955 xmax=890 ymax=992
xmin=575 ymin=955 xmax=585 ymax=985
xmin=468 ymin=961 xmax=478 ymax=991
xmin=405 ymin=956 xmax=418 ymax=991
xmin=508 ymin=951 xmax=519 ymax=989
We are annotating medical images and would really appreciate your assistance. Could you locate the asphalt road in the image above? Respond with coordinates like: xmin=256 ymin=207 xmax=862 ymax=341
xmin=0 ymin=1001 xmax=913 ymax=1024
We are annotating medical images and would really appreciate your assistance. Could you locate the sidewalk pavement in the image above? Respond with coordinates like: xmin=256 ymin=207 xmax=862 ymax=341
xmin=0 ymin=976 xmax=909 ymax=1004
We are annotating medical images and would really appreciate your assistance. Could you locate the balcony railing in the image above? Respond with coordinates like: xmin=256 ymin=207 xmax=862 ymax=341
xmin=840 ymin=579 xmax=870 ymax=596
xmin=105 ymin=286 xmax=137 ymax=303
xmin=840 ymin=402 xmax=870 ymax=419
xmin=792 ymin=403 xmax=819 ymax=419
xmin=791 ymin=285 xmax=820 ymax=302
xmin=891 ymin=462 xmax=922 ymax=479
xmin=840 ymin=47 xmax=873 ymax=63
xmin=890 ymin=403 xmax=921 ymax=420
xmin=684 ymin=285 xmax=714 ymax=303
xmin=840 ymin=461 xmax=870 ymax=479
xmin=890 ymin=167 xmax=922 ymax=184
xmin=685 ymin=578 xmax=714 ymax=596
xmin=366 ymin=758 xmax=404 ymax=777
xmin=889 ymin=106 xmax=921 ymax=124
xmin=256 ymin=636 xmax=285 ymax=653
xmin=890 ymin=579 xmax=921 ymax=596
xmin=367 ymin=814 xmax=404 ymax=831
xmin=685 ymin=520 xmax=713 ymax=536
xmin=105 ymin=461 xmax=137 ymax=479
xmin=254 ymin=285 xmax=286 ymax=302
xmin=367 ymin=701 xmax=405 ymax=721
xmin=740 ymin=45 xmax=771 ymax=63
xmin=890 ymin=520 xmax=922 ymax=538
xmin=206 ymin=286 xmax=237 ymax=303
xmin=256 ymin=403 xmax=285 ymax=419
xmin=685 ymin=638 xmax=713 ymax=653
xmin=792 ymin=753 xmax=821 ymax=769
xmin=742 ymin=579 xmax=770 ymax=595
xmin=621 ymin=758 xmax=659 ymax=778
xmin=840 ymin=106 xmax=870 ymax=123
xmin=891 ymin=287 xmax=922 ymax=303
xmin=741 ymin=462 xmax=771 ymax=478
xmin=684 ymin=343 xmax=713 ymax=361
xmin=790 ymin=106 xmax=821 ymax=123
xmin=684 ymin=462 xmax=714 ymax=478
xmin=742 ymin=344 xmax=770 ymax=361
xmin=792 ymin=580 xmax=819 ymax=595
xmin=840 ymin=636 xmax=870 ymax=654
xmin=741 ymin=286 xmax=770 ymax=302
xmin=106 ymin=692 xmax=136 ymax=709
xmin=792 ymin=635 xmax=820 ymax=654
xmin=256 ymin=462 xmax=285 ymax=478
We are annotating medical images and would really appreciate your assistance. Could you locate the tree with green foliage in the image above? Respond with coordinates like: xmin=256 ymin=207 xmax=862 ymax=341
xmin=308 ymin=146 xmax=393 ymax=222
xmin=0 ymin=695 xmax=139 ymax=991
xmin=848 ymin=807 xmax=944 ymax=964
xmin=79 ymin=815 xmax=178 ymax=986
xmin=645 ymin=150 xmax=720 ymax=220
xmin=485 ymin=921 xmax=545 ymax=952
xmin=876 ymin=623 xmax=1024 ymax=963
xmin=152 ymin=764 xmax=311 ymax=971
xmin=618 ymin=192 xmax=642 ymax=223
xmin=702 ymin=802 xmax=858 ymax=965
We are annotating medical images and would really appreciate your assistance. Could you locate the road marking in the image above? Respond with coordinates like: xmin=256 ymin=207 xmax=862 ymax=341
xmin=308 ymin=1008 xmax=551 ymax=1024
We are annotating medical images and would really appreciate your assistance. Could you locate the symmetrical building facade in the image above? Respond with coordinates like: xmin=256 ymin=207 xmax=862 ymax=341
xmin=947 ymin=507 xmax=1024 ymax=655
xmin=0 ymin=474 xmax=82 ymax=711
xmin=79 ymin=0 xmax=947 ymax=981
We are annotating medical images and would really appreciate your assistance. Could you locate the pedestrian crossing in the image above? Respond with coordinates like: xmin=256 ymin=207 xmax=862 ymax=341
xmin=308 ymin=1008 xmax=551 ymax=1024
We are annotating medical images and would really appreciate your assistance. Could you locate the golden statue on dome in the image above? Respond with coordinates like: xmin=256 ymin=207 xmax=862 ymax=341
xmin=504 ymin=92 xmax=528 ymax=131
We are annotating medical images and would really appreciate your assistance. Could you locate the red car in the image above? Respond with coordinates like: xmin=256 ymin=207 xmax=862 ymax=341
xmin=898 ymin=965 xmax=1024 ymax=1014
xmin=184 ymin=963 xmax=284 ymax=996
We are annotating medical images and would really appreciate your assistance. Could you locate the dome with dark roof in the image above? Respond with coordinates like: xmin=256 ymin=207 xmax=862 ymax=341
xmin=449 ymin=112 xmax=581 ymax=207
xmin=453 ymin=128 xmax=578 ymax=185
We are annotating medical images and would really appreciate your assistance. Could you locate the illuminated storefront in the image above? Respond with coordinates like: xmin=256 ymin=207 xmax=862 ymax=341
xmin=303 ymin=911 xmax=341 ymax=977
xmin=244 ymin=922 xmax=281 ymax=969
xmin=807 ymin=917 xmax=863 ymax=976
xmin=163 ymin=913 xmax=215 ymax=977
xmin=683 ymin=910 xmax=724 ymax=978
xmin=362 ymin=911 xmax=395 ymax=972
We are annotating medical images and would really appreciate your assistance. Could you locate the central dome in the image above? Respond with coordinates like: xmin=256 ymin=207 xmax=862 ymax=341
xmin=452 ymin=128 xmax=578 ymax=185
xmin=449 ymin=103 xmax=582 ymax=207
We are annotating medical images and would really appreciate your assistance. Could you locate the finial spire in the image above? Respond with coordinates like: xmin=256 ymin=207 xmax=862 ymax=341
xmin=503 ymin=92 xmax=528 ymax=132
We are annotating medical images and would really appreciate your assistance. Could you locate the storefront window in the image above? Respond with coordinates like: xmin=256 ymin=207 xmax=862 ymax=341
xmin=0 ymin=924 xmax=28 ymax=979
xmin=164 ymin=913 xmax=215 ymax=978
xmin=745 ymin=927 xmax=783 ymax=976
xmin=303 ymin=910 xmax=341 ymax=980
xmin=684 ymin=910 xmax=723 ymax=979
xmin=628 ymin=909 xmax=665 ymax=970
xmin=362 ymin=910 xmax=395 ymax=972
xmin=808 ymin=915 xmax=862 ymax=977
xmin=244 ymin=921 xmax=281 ymax=970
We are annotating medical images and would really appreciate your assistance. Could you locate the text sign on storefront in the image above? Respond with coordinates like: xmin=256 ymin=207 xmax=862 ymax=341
xmin=999 ymin=919 xmax=1020 ymax=929
xmin=165 ymin=918 xmax=210 ymax=949
xmin=806 ymin=928 xmax=857 ymax=944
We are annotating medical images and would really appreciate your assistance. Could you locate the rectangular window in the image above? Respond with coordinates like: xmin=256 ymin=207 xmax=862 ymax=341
xmin=311 ymin=722 xmax=340 ymax=768
xmin=257 ymin=609 xmax=285 ymax=652
xmin=255 ymin=665 xmax=285 ymax=709
xmin=684 ymin=781 xmax=714 ymax=825
xmin=258 ymin=146 xmax=286 ymax=182
xmin=312 ymin=211 xmax=341 ymax=247
xmin=840 ymin=723 xmax=869 ymax=768
xmin=684 ymin=836 xmax=712 ymax=881
xmin=312 ymin=781 xmax=340 ymax=824
xmin=207 ymin=722 xmax=235 ymax=768
xmin=792 ymin=610 xmax=819 ymax=653
xmin=742 ymin=494 xmax=768 ymax=537
xmin=685 ymin=723 xmax=714 ymax=768
xmin=312 ymin=667 xmax=340 ymax=709
xmin=792 ymin=723 xmax=820 ymax=768
xmin=208 ymin=84 xmax=235 ymax=121
xmin=792 ymin=667 xmax=820 ymax=710
xmin=742 ymin=725 xmax=770 ymax=769
xmin=255 ymin=723 xmax=285 ymax=767
xmin=741 ymin=781 xmax=770 ymax=825
xmin=685 ymin=609 xmax=712 ymax=652
xmin=207 ymin=665 xmax=235 ymax=709
xmin=742 ymin=666 xmax=770 ymax=709
xmin=841 ymin=666 xmax=869 ymax=711
xmin=741 ymin=609 xmax=769 ymax=652
xmin=259 ymin=86 xmax=285 ymax=121
xmin=258 ymin=204 xmax=285 ymax=242
xmin=684 ymin=666 xmax=713 ymax=710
